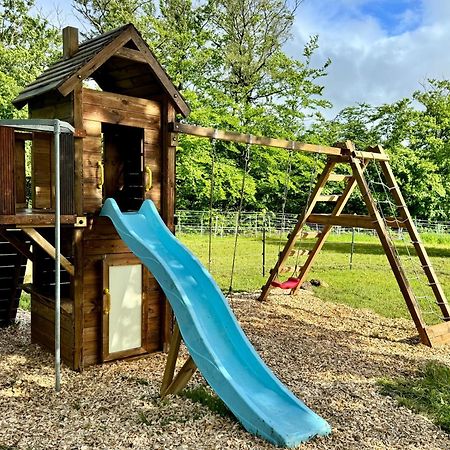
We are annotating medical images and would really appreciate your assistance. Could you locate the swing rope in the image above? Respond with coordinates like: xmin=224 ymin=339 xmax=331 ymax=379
xmin=208 ymin=133 xmax=217 ymax=271
xmin=277 ymin=149 xmax=293 ymax=255
xmin=271 ymin=152 xmax=320 ymax=289
xmin=228 ymin=141 xmax=251 ymax=298
xmin=291 ymin=152 xmax=319 ymax=277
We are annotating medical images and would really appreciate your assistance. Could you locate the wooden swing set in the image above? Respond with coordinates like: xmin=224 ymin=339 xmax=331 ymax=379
xmin=170 ymin=122 xmax=450 ymax=351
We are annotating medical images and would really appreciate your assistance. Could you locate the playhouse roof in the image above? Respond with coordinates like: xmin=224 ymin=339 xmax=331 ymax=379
xmin=13 ymin=24 xmax=190 ymax=117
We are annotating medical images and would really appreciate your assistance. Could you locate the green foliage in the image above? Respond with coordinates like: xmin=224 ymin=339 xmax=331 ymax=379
xmin=0 ymin=0 xmax=60 ymax=119
xmin=19 ymin=292 xmax=30 ymax=311
xmin=180 ymin=385 xmax=234 ymax=419
xmin=379 ymin=362 xmax=450 ymax=433
xmin=73 ymin=0 xmax=331 ymax=213
xmin=308 ymin=79 xmax=450 ymax=220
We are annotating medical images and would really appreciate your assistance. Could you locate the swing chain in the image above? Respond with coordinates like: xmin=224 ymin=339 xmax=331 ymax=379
xmin=228 ymin=142 xmax=252 ymax=300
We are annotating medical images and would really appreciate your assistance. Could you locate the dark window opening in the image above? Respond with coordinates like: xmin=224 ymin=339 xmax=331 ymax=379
xmin=101 ymin=123 xmax=144 ymax=211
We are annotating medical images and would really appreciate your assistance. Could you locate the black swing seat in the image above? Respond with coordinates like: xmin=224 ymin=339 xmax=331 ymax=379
xmin=271 ymin=277 xmax=300 ymax=289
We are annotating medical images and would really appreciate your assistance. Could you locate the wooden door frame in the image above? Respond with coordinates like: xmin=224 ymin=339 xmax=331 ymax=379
xmin=101 ymin=253 xmax=149 ymax=362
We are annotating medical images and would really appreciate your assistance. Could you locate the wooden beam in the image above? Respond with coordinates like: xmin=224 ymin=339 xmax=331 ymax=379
xmin=170 ymin=122 xmax=391 ymax=160
xmin=308 ymin=214 xmax=374 ymax=228
xmin=259 ymin=160 xmax=337 ymax=301
xmin=59 ymin=27 xmax=133 ymax=97
xmin=349 ymin=156 xmax=429 ymax=346
xmin=307 ymin=213 xmax=406 ymax=229
xmin=163 ymin=356 xmax=197 ymax=396
xmin=0 ymin=214 xmax=77 ymax=225
xmin=171 ymin=122 xmax=344 ymax=157
xmin=20 ymin=228 xmax=75 ymax=276
xmin=291 ymin=147 xmax=369 ymax=295
xmin=115 ymin=47 xmax=147 ymax=63
xmin=160 ymin=323 xmax=197 ymax=398
xmin=328 ymin=173 xmax=351 ymax=182
xmin=317 ymin=195 xmax=340 ymax=202
xmin=161 ymin=323 xmax=182 ymax=396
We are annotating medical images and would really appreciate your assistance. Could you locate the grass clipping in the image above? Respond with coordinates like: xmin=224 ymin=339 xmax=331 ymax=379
xmin=379 ymin=361 xmax=450 ymax=432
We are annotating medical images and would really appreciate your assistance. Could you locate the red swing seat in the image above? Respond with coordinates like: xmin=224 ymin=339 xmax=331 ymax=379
xmin=271 ymin=277 xmax=300 ymax=289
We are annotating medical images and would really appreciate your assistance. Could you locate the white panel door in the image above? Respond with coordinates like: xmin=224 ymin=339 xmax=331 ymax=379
xmin=108 ymin=264 xmax=142 ymax=353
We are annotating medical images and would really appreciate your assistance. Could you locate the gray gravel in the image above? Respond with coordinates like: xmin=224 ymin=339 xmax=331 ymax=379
xmin=1 ymin=292 xmax=450 ymax=449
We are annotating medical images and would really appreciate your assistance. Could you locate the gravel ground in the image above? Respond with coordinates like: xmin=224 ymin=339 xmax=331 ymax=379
xmin=1 ymin=291 xmax=450 ymax=450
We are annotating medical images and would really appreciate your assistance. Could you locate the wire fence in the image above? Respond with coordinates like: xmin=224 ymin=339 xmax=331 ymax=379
xmin=175 ymin=210 xmax=450 ymax=236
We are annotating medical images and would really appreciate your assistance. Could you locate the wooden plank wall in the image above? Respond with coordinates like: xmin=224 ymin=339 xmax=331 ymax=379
xmin=0 ymin=126 xmax=15 ymax=215
xmin=15 ymin=139 xmax=26 ymax=208
xmin=29 ymin=94 xmax=74 ymax=211
xmin=32 ymin=133 xmax=53 ymax=209
xmin=60 ymin=134 xmax=75 ymax=215
xmin=81 ymin=88 xmax=162 ymax=213
xmin=31 ymin=228 xmax=74 ymax=365
xmin=29 ymin=93 xmax=73 ymax=123
xmin=82 ymin=217 xmax=163 ymax=366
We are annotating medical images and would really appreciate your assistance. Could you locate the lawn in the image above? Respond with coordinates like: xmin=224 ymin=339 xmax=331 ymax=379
xmin=179 ymin=231 xmax=450 ymax=324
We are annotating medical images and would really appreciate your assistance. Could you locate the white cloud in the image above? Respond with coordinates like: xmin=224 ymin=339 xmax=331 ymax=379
xmin=292 ymin=0 xmax=450 ymax=118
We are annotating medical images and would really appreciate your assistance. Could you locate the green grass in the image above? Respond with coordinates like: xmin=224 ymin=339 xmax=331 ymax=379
xmin=19 ymin=292 xmax=30 ymax=311
xmin=379 ymin=361 xmax=450 ymax=433
xmin=180 ymin=385 xmax=234 ymax=419
xmin=179 ymin=231 xmax=450 ymax=323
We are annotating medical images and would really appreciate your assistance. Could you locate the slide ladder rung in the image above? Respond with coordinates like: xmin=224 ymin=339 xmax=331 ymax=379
xmin=327 ymin=173 xmax=351 ymax=182
xmin=301 ymin=231 xmax=322 ymax=239
xmin=288 ymin=249 xmax=311 ymax=257
xmin=278 ymin=265 xmax=296 ymax=274
xmin=317 ymin=194 xmax=340 ymax=202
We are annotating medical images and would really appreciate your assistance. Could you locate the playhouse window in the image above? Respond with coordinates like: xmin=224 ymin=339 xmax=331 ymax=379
xmin=101 ymin=123 xmax=145 ymax=211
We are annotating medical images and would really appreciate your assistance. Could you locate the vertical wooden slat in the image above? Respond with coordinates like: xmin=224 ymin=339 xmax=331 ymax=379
xmin=0 ymin=126 xmax=15 ymax=215
xmin=73 ymin=85 xmax=85 ymax=370
xmin=350 ymin=156 xmax=430 ymax=345
xmin=60 ymin=133 xmax=75 ymax=215
xmin=160 ymin=98 xmax=176 ymax=350
xmin=15 ymin=138 xmax=26 ymax=207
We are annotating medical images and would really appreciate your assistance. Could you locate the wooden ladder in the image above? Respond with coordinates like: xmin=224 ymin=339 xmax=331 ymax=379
xmin=259 ymin=143 xmax=450 ymax=347
xmin=0 ymin=228 xmax=31 ymax=327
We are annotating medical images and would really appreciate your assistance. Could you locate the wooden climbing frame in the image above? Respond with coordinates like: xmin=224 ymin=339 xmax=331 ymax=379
xmin=259 ymin=142 xmax=450 ymax=347
xmin=168 ymin=124 xmax=450 ymax=347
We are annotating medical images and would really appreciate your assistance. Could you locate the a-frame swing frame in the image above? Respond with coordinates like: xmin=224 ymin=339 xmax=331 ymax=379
xmin=260 ymin=142 xmax=450 ymax=347
xmin=163 ymin=124 xmax=450 ymax=396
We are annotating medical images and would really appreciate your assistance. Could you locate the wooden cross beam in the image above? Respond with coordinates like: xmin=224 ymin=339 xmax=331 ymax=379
xmin=169 ymin=122 xmax=390 ymax=161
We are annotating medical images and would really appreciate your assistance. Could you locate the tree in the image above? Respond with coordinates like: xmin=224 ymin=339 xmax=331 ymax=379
xmin=307 ymin=80 xmax=450 ymax=220
xmin=73 ymin=0 xmax=332 ymax=213
xmin=0 ymin=0 xmax=60 ymax=118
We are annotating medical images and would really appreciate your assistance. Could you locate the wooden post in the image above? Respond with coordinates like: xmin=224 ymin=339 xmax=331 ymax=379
xmin=160 ymin=322 xmax=197 ymax=398
xmin=350 ymin=156 xmax=430 ymax=345
xmin=160 ymin=98 xmax=176 ymax=349
xmin=63 ymin=27 xmax=79 ymax=59
xmin=258 ymin=159 xmax=337 ymax=301
xmin=0 ymin=126 xmax=15 ymax=215
xmin=72 ymin=83 xmax=84 ymax=370
xmin=373 ymin=146 xmax=450 ymax=321
xmin=291 ymin=149 xmax=369 ymax=295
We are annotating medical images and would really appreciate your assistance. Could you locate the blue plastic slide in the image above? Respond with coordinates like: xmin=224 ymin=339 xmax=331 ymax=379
xmin=101 ymin=199 xmax=331 ymax=447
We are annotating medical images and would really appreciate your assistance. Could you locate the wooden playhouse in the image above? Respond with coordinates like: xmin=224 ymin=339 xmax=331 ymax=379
xmin=0 ymin=24 xmax=190 ymax=370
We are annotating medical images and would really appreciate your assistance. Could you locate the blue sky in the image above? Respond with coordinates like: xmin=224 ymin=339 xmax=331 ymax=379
xmin=35 ymin=0 xmax=450 ymax=118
